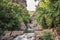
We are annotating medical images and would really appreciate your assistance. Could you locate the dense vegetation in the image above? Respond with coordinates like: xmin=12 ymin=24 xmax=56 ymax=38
xmin=42 ymin=32 xmax=54 ymax=40
xmin=36 ymin=0 xmax=60 ymax=28
xmin=0 ymin=0 xmax=60 ymax=40
xmin=0 ymin=0 xmax=30 ymax=34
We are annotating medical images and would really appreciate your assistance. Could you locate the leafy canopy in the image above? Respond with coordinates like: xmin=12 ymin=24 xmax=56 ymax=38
xmin=36 ymin=0 xmax=60 ymax=28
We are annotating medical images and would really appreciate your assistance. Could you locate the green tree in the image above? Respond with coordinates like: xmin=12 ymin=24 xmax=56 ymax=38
xmin=36 ymin=0 xmax=60 ymax=28
xmin=0 ymin=0 xmax=30 ymax=35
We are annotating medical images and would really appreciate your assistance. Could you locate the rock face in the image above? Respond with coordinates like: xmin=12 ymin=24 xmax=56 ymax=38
xmin=0 ymin=31 xmax=24 ymax=40
xmin=12 ymin=0 xmax=26 ymax=8
xmin=55 ymin=36 xmax=60 ymax=40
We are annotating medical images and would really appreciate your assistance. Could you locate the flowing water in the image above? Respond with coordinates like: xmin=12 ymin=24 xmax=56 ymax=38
xmin=13 ymin=0 xmax=41 ymax=40
xmin=14 ymin=33 xmax=35 ymax=40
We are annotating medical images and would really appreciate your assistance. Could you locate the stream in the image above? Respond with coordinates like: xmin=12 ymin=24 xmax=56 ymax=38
xmin=14 ymin=33 xmax=35 ymax=40
xmin=13 ymin=0 xmax=40 ymax=40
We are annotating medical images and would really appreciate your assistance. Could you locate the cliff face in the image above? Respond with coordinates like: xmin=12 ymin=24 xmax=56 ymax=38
xmin=12 ymin=0 xmax=27 ymax=8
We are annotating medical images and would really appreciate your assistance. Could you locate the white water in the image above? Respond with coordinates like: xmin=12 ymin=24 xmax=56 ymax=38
xmin=26 ymin=0 xmax=40 ymax=11
xmin=14 ymin=33 xmax=35 ymax=40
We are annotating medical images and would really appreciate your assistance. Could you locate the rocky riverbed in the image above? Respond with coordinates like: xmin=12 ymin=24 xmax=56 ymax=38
xmin=14 ymin=33 xmax=35 ymax=40
xmin=0 ymin=31 xmax=43 ymax=40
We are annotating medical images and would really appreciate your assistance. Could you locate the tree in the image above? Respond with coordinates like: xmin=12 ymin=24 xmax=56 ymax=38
xmin=36 ymin=0 xmax=60 ymax=28
xmin=0 ymin=0 xmax=30 ymax=35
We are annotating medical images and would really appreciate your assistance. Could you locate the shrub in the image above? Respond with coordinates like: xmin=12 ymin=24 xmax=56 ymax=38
xmin=36 ymin=0 xmax=60 ymax=28
xmin=0 ymin=0 xmax=30 ymax=31
xmin=42 ymin=32 xmax=54 ymax=40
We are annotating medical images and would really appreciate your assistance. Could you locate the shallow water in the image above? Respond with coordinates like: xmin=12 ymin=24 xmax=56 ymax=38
xmin=14 ymin=33 xmax=35 ymax=40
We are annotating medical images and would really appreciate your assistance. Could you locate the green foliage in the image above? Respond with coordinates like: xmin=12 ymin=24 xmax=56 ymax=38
xmin=21 ymin=9 xmax=30 ymax=23
xmin=0 ymin=28 xmax=4 ymax=36
xmin=36 ymin=0 xmax=60 ymax=28
xmin=0 ymin=0 xmax=30 ymax=32
xmin=42 ymin=32 xmax=54 ymax=40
